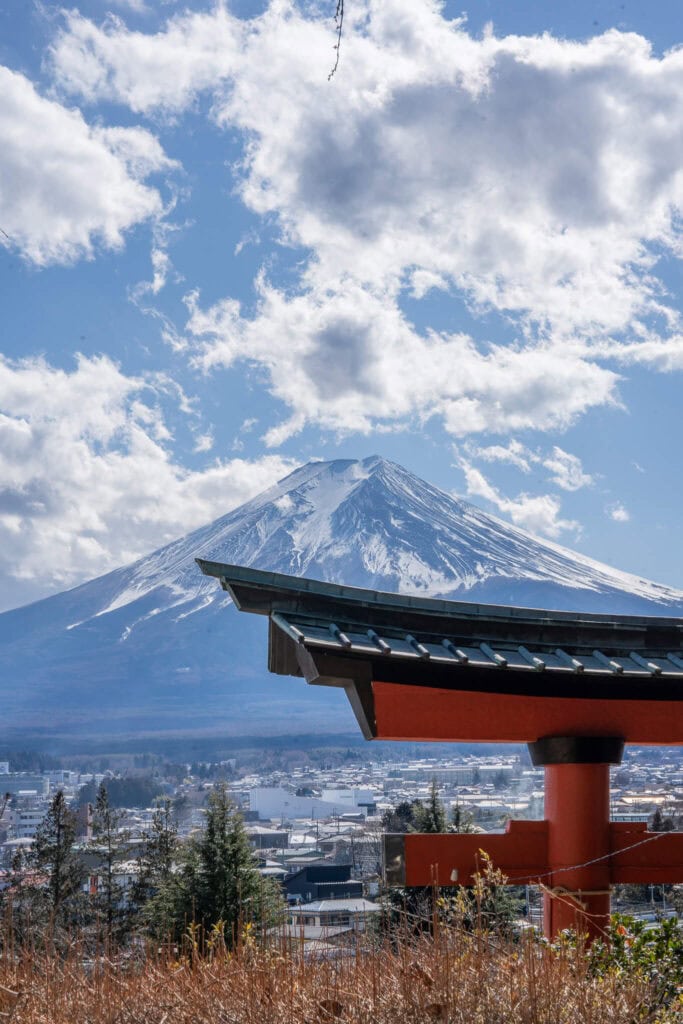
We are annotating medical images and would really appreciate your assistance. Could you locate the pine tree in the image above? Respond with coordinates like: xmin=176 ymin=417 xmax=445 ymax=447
xmin=136 ymin=787 xmax=283 ymax=946
xmin=651 ymin=808 xmax=675 ymax=833
xmin=381 ymin=783 xmax=449 ymax=937
xmin=193 ymin=784 xmax=279 ymax=940
xmin=135 ymin=797 xmax=182 ymax=941
xmin=31 ymin=790 xmax=85 ymax=936
xmin=413 ymin=780 xmax=447 ymax=833
xmin=381 ymin=799 xmax=423 ymax=833
xmin=91 ymin=782 xmax=128 ymax=944
xmin=450 ymin=802 xmax=477 ymax=834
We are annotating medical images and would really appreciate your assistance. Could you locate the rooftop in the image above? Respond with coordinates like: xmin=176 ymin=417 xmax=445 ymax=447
xmin=197 ymin=562 xmax=683 ymax=745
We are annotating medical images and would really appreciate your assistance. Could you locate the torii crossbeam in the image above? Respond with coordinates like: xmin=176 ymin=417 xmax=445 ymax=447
xmin=197 ymin=560 xmax=683 ymax=940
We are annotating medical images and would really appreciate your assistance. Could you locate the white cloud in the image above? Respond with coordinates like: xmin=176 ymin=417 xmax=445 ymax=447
xmin=465 ymin=439 xmax=533 ymax=473
xmin=601 ymin=334 xmax=683 ymax=371
xmin=607 ymin=502 xmax=631 ymax=522
xmin=108 ymin=0 xmax=149 ymax=12
xmin=0 ymin=66 xmax=174 ymax=266
xmin=0 ymin=354 xmax=296 ymax=610
xmin=186 ymin=280 xmax=618 ymax=442
xmin=49 ymin=0 xmax=683 ymax=444
xmin=464 ymin=440 xmax=593 ymax=492
xmin=192 ymin=431 xmax=214 ymax=453
xmin=132 ymin=245 xmax=172 ymax=299
xmin=53 ymin=4 xmax=683 ymax=334
xmin=458 ymin=461 xmax=579 ymax=539
xmin=542 ymin=447 xmax=593 ymax=491
xmin=51 ymin=5 xmax=242 ymax=115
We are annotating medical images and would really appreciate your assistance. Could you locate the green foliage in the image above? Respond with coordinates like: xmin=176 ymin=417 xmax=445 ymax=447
xmin=190 ymin=785 xmax=283 ymax=941
xmin=91 ymin=782 xmax=129 ymax=943
xmin=380 ymin=783 xmax=451 ymax=934
xmin=133 ymin=798 xmax=183 ymax=940
xmin=381 ymin=799 xmax=423 ymax=833
xmin=0 ymin=749 xmax=60 ymax=772
xmin=588 ymin=913 xmax=683 ymax=1009
xmin=380 ymin=883 xmax=434 ymax=936
xmin=79 ymin=776 xmax=165 ymax=809
xmin=34 ymin=791 xmax=83 ymax=915
xmin=382 ymin=782 xmax=451 ymax=835
xmin=381 ymin=851 xmax=523 ymax=939
xmin=26 ymin=790 xmax=87 ymax=943
xmin=140 ymin=785 xmax=284 ymax=946
xmin=651 ymin=808 xmax=676 ymax=832
xmin=450 ymin=802 xmax=477 ymax=834
xmin=412 ymin=780 xmax=448 ymax=834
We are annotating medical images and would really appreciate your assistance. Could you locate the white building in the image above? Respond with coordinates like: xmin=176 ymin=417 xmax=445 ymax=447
xmin=250 ymin=787 xmax=376 ymax=821
xmin=289 ymin=898 xmax=380 ymax=930
xmin=12 ymin=805 xmax=48 ymax=839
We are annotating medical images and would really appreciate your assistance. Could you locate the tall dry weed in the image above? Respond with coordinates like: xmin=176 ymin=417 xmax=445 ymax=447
xmin=0 ymin=926 xmax=676 ymax=1023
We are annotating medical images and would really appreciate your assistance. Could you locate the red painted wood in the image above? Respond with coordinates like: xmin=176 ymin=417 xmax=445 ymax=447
xmin=372 ymin=682 xmax=683 ymax=744
xmin=398 ymin=812 xmax=683 ymax=938
xmin=402 ymin=821 xmax=548 ymax=887
xmin=609 ymin=822 xmax=683 ymax=884
xmin=544 ymin=763 xmax=611 ymax=940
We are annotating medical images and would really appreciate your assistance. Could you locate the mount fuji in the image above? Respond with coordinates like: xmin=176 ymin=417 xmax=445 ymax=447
xmin=1 ymin=455 xmax=682 ymax=741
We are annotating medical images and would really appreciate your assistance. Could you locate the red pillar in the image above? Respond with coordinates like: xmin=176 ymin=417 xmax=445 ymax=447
xmin=543 ymin=761 xmax=611 ymax=940
xmin=529 ymin=735 xmax=623 ymax=942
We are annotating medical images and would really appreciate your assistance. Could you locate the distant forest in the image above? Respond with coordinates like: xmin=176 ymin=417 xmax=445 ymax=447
xmin=78 ymin=776 xmax=168 ymax=808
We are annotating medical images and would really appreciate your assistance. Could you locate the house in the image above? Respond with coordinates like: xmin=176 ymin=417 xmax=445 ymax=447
xmin=289 ymin=898 xmax=380 ymax=931
xmin=284 ymin=862 xmax=363 ymax=904
xmin=246 ymin=826 xmax=289 ymax=850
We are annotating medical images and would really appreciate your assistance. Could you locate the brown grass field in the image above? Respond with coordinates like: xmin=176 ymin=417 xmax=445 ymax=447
xmin=0 ymin=927 xmax=679 ymax=1024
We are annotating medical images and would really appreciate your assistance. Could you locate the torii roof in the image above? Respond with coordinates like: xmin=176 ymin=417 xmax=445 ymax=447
xmin=196 ymin=560 xmax=683 ymax=746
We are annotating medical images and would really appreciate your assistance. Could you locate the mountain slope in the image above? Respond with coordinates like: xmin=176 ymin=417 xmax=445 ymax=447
xmin=1 ymin=455 xmax=681 ymax=739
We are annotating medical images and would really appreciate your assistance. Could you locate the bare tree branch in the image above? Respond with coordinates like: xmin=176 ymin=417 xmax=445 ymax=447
xmin=328 ymin=0 xmax=344 ymax=80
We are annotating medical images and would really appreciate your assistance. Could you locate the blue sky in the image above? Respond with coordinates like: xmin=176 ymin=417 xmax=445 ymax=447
xmin=2 ymin=0 xmax=683 ymax=611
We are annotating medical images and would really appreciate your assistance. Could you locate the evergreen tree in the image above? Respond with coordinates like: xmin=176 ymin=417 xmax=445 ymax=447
xmin=135 ymin=798 xmax=183 ymax=940
xmin=450 ymin=802 xmax=477 ymax=834
xmin=439 ymin=853 xmax=524 ymax=937
xmin=651 ymin=808 xmax=675 ymax=832
xmin=138 ymin=786 xmax=283 ymax=946
xmin=191 ymin=784 xmax=281 ymax=942
xmin=381 ymin=783 xmax=449 ymax=937
xmin=31 ymin=790 xmax=85 ymax=936
xmin=412 ymin=780 xmax=448 ymax=833
xmin=0 ymin=846 xmax=33 ymax=949
xmin=381 ymin=799 xmax=422 ymax=833
xmin=91 ymin=782 xmax=128 ymax=943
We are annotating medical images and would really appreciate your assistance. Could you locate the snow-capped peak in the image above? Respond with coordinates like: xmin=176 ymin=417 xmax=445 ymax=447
xmin=59 ymin=455 xmax=683 ymax=630
xmin=3 ymin=456 xmax=682 ymax=740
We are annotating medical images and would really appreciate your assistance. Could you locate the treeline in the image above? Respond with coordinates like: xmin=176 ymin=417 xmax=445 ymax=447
xmin=78 ymin=775 xmax=167 ymax=809
xmin=0 ymin=749 xmax=60 ymax=772
xmin=0 ymin=784 xmax=283 ymax=952
xmin=381 ymin=780 xmax=478 ymax=834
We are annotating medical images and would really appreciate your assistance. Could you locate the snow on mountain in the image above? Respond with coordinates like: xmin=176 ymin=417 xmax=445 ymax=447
xmin=52 ymin=454 xmax=683 ymax=624
xmin=1 ymin=455 xmax=682 ymax=740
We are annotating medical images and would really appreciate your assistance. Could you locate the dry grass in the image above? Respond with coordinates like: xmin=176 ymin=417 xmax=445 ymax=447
xmin=0 ymin=927 xmax=677 ymax=1024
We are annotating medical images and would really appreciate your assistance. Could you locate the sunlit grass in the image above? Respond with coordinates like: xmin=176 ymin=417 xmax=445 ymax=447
xmin=0 ymin=924 xmax=676 ymax=1024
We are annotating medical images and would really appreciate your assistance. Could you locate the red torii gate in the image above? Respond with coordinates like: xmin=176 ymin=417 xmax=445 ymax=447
xmin=198 ymin=560 xmax=683 ymax=940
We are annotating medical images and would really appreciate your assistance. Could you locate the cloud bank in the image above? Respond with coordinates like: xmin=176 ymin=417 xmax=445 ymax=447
xmin=0 ymin=354 xmax=296 ymax=610
xmin=49 ymin=0 xmax=683 ymax=444
xmin=0 ymin=66 xmax=173 ymax=266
